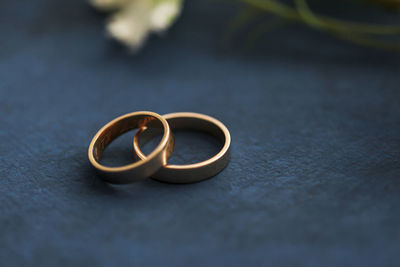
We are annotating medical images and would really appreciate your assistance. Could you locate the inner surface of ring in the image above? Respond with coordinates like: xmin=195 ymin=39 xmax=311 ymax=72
xmin=136 ymin=117 xmax=225 ymax=165
xmin=93 ymin=115 xmax=164 ymax=164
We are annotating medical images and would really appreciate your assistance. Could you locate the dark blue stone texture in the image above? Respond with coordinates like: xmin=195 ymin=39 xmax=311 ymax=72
xmin=1 ymin=1 xmax=399 ymax=266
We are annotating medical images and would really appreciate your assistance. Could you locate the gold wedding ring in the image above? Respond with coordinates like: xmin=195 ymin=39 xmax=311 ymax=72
xmin=133 ymin=112 xmax=231 ymax=183
xmin=88 ymin=111 xmax=174 ymax=184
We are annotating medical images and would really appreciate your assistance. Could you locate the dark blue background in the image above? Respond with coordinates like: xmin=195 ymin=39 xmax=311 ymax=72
xmin=1 ymin=0 xmax=400 ymax=266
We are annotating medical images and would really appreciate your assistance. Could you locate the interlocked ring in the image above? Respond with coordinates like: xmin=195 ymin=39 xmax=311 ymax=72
xmin=88 ymin=111 xmax=174 ymax=184
xmin=133 ymin=112 xmax=231 ymax=183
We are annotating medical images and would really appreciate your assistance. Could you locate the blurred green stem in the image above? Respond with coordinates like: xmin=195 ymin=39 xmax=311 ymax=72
xmin=241 ymin=0 xmax=400 ymax=50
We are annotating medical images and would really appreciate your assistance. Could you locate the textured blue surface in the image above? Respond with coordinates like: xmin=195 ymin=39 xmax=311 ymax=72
xmin=1 ymin=1 xmax=400 ymax=266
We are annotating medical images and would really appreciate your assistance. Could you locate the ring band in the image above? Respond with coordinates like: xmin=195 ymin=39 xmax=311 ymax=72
xmin=88 ymin=111 xmax=174 ymax=184
xmin=133 ymin=112 xmax=231 ymax=183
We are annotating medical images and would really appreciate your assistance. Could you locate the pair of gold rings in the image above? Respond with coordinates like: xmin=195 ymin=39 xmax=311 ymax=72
xmin=88 ymin=111 xmax=231 ymax=184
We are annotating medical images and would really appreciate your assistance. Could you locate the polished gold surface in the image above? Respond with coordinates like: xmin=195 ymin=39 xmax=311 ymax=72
xmin=133 ymin=112 xmax=231 ymax=183
xmin=88 ymin=111 xmax=173 ymax=184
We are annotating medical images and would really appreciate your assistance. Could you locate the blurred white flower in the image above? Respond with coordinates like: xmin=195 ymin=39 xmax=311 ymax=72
xmin=90 ymin=0 xmax=183 ymax=50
